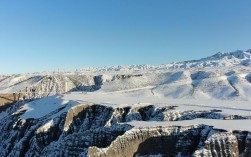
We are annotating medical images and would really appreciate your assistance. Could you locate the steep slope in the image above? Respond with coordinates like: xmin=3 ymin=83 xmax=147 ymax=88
xmin=0 ymin=74 xmax=97 ymax=98
xmin=99 ymin=67 xmax=251 ymax=100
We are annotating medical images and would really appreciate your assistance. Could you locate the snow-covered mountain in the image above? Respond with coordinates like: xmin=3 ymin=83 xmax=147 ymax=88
xmin=1 ymin=49 xmax=251 ymax=157
xmin=1 ymin=50 xmax=251 ymax=100
xmin=173 ymin=49 xmax=251 ymax=68
xmin=76 ymin=49 xmax=251 ymax=72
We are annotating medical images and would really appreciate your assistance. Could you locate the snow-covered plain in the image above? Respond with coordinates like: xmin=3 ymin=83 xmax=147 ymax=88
xmin=127 ymin=119 xmax=251 ymax=132
xmin=16 ymin=89 xmax=251 ymax=131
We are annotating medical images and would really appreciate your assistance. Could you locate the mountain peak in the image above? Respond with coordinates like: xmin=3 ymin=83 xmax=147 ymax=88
xmin=246 ymin=49 xmax=251 ymax=53
xmin=170 ymin=49 xmax=251 ymax=70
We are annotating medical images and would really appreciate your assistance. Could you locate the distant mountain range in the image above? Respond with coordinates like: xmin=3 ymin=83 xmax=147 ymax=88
xmin=77 ymin=49 xmax=251 ymax=73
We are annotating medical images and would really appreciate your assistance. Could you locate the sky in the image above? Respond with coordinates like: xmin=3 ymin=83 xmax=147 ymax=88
xmin=0 ymin=0 xmax=251 ymax=74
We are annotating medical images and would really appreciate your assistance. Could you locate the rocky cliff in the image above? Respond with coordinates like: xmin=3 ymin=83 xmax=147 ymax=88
xmin=89 ymin=126 xmax=251 ymax=157
xmin=0 ymin=102 xmax=250 ymax=157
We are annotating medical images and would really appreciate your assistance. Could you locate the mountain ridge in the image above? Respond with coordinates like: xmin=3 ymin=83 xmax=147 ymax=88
xmin=1 ymin=49 xmax=250 ymax=76
xmin=78 ymin=49 xmax=251 ymax=73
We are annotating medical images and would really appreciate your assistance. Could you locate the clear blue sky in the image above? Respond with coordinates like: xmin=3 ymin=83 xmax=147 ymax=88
xmin=0 ymin=0 xmax=251 ymax=74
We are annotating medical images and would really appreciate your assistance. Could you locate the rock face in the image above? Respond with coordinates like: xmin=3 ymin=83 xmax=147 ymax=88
xmin=88 ymin=126 xmax=249 ymax=157
xmin=0 ymin=102 xmax=250 ymax=157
